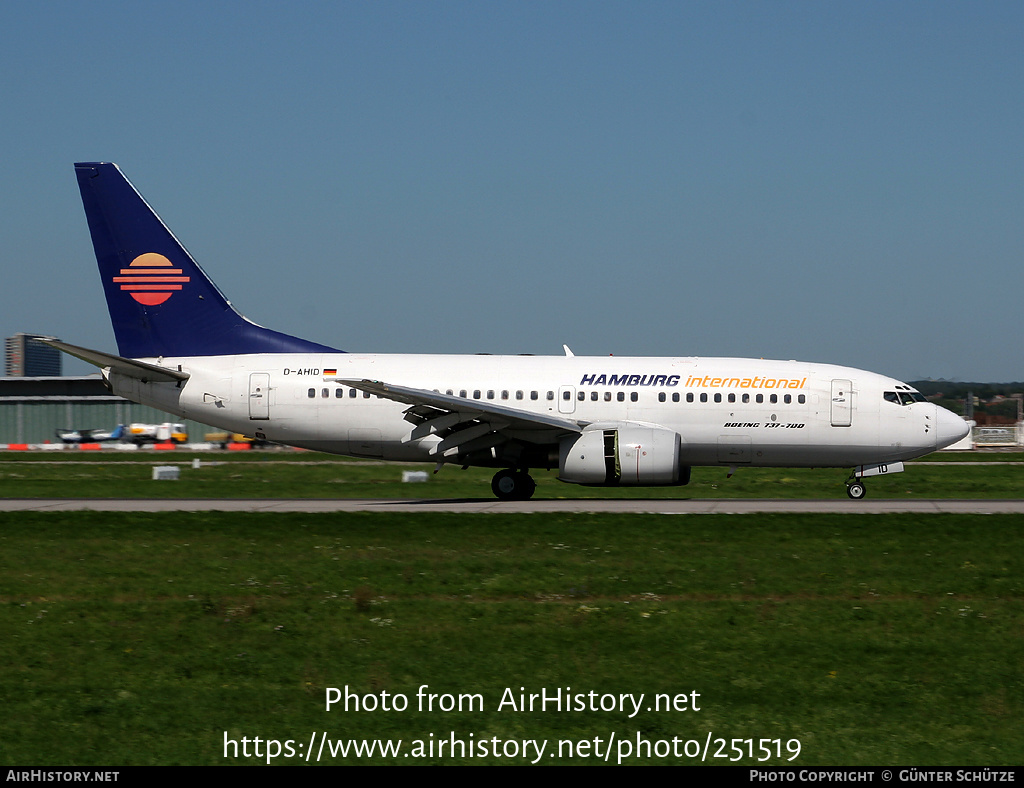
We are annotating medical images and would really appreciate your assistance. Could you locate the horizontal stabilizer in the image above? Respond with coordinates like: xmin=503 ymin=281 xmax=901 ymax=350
xmin=42 ymin=339 xmax=189 ymax=383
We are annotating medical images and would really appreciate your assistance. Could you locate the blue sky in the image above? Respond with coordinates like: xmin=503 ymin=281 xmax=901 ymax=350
xmin=2 ymin=1 xmax=1021 ymax=381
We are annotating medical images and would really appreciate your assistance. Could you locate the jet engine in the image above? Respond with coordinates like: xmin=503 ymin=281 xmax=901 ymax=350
xmin=558 ymin=425 xmax=690 ymax=486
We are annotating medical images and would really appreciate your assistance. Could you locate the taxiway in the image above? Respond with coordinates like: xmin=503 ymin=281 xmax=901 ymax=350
xmin=2 ymin=498 xmax=1022 ymax=514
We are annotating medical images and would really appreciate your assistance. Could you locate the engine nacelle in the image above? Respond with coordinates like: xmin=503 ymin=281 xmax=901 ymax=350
xmin=559 ymin=425 xmax=689 ymax=486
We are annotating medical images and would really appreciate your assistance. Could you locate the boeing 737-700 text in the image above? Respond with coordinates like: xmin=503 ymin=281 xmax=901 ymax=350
xmin=51 ymin=162 xmax=970 ymax=500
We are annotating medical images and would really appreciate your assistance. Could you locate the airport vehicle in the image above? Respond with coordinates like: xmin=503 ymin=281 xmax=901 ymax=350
xmin=51 ymin=162 xmax=970 ymax=499
xmin=203 ymin=431 xmax=268 ymax=449
xmin=55 ymin=424 xmax=125 ymax=444
xmin=127 ymin=422 xmax=188 ymax=445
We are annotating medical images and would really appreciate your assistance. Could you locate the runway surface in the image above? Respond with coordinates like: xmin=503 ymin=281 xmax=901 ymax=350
xmin=2 ymin=498 xmax=1023 ymax=513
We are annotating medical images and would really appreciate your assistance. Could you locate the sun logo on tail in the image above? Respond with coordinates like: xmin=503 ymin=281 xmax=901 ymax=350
xmin=112 ymin=253 xmax=191 ymax=305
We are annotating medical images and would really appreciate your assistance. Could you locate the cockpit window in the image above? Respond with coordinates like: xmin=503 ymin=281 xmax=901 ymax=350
xmin=885 ymin=390 xmax=928 ymax=406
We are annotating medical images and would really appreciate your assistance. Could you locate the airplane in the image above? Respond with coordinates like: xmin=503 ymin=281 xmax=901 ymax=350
xmin=50 ymin=162 xmax=970 ymax=500
xmin=55 ymin=424 xmax=125 ymax=444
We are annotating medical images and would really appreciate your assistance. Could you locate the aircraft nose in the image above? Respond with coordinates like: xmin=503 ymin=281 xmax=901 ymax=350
xmin=933 ymin=405 xmax=971 ymax=450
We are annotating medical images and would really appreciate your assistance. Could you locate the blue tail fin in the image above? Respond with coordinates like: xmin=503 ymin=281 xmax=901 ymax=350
xmin=74 ymin=162 xmax=340 ymax=358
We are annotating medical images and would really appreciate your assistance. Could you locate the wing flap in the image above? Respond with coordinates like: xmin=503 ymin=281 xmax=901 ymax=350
xmin=409 ymin=411 xmax=480 ymax=441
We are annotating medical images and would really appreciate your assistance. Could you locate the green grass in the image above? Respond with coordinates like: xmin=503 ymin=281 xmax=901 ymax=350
xmin=0 ymin=450 xmax=1021 ymax=499
xmin=1 ymin=511 xmax=1021 ymax=765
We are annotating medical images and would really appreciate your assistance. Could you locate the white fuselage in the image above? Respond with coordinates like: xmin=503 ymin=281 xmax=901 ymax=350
xmin=107 ymin=352 xmax=967 ymax=471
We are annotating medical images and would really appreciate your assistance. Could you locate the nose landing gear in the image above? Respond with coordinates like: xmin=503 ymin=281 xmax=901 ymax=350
xmin=845 ymin=460 xmax=907 ymax=499
xmin=845 ymin=479 xmax=866 ymax=500
xmin=845 ymin=468 xmax=867 ymax=499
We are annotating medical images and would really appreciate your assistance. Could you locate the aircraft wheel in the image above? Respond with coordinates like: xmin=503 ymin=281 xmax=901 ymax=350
xmin=846 ymin=481 xmax=866 ymax=500
xmin=517 ymin=471 xmax=536 ymax=500
xmin=491 ymin=469 xmax=536 ymax=501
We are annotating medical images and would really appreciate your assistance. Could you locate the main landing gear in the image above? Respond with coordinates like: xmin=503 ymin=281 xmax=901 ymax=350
xmin=491 ymin=468 xmax=537 ymax=501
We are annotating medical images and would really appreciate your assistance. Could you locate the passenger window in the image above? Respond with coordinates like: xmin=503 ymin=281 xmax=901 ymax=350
xmin=531 ymin=391 xmax=539 ymax=401
xmin=591 ymin=391 xmax=599 ymax=401
xmin=714 ymin=393 xmax=722 ymax=403
xmin=700 ymin=393 xmax=708 ymax=403
xmin=630 ymin=392 xmax=638 ymax=402
xmin=459 ymin=389 xmax=467 ymax=398
xmin=784 ymin=394 xmax=791 ymax=404
xmin=617 ymin=392 xmax=625 ymax=402
xmin=672 ymin=392 xmax=679 ymax=402
xmin=728 ymin=393 xmax=735 ymax=403
xmin=769 ymin=394 xmax=777 ymax=404
xmin=576 ymin=391 xmax=584 ymax=401
xmin=487 ymin=390 xmax=494 ymax=399
xmin=516 ymin=390 xmax=524 ymax=400
xmin=363 ymin=391 xmax=370 ymax=399
xmin=501 ymin=390 xmax=509 ymax=400
xmin=473 ymin=390 xmax=481 ymax=399
xmin=307 ymin=388 xmax=315 ymax=398
xmin=756 ymin=394 xmax=764 ymax=404
xmin=335 ymin=388 xmax=344 ymax=398
xmin=742 ymin=393 xmax=750 ymax=404
xmin=349 ymin=389 xmax=357 ymax=398
xmin=605 ymin=392 xmax=612 ymax=402
xmin=686 ymin=392 xmax=694 ymax=403
xmin=547 ymin=391 xmax=554 ymax=400
xmin=658 ymin=392 xmax=666 ymax=402
xmin=798 ymin=394 xmax=806 ymax=404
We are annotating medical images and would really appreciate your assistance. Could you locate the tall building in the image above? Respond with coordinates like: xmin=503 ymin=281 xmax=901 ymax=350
xmin=5 ymin=333 xmax=62 ymax=377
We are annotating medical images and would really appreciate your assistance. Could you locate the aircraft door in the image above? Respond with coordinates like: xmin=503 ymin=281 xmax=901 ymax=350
xmin=831 ymin=379 xmax=852 ymax=427
xmin=249 ymin=373 xmax=270 ymax=420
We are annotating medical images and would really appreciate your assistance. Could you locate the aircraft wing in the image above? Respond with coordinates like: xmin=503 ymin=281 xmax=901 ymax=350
xmin=340 ymin=379 xmax=582 ymax=459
